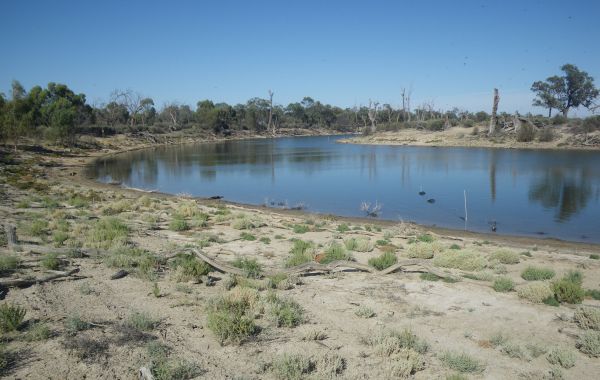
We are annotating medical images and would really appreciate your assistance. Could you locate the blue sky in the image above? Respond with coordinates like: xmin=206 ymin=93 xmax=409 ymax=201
xmin=1 ymin=0 xmax=599 ymax=115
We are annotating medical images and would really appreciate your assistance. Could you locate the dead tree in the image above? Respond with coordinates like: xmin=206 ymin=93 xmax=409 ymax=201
xmin=367 ymin=100 xmax=379 ymax=133
xmin=489 ymin=88 xmax=500 ymax=134
xmin=267 ymin=90 xmax=274 ymax=135
xmin=401 ymin=87 xmax=412 ymax=122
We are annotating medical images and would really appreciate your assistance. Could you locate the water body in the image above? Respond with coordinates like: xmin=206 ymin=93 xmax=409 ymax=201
xmin=87 ymin=135 xmax=600 ymax=243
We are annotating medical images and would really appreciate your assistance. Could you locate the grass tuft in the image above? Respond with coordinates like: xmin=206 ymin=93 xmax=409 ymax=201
xmin=231 ymin=257 xmax=262 ymax=279
xmin=0 ymin=303 xmax=26 ymax=332
xmin=573 ymin=306 xmax=600 ymax=330
xmin=439 ymin=351 xmax=485 ymax=373
xmin=492 ymin=277 xmax=515 ymax=292
xmin=489 ymin=249 xmax=520 ymax=264
xmin=368 ymin=251 xmax=397 ymax=270
xmin=521 ymin=266 xmax=555 ymax=281
xmin=433 ymin=250 xmax=486 ymax=271
xmin=272 ymin=353 xmax=315 ymax=380
xmin=285 ymin=240 xmax=315 ymax=267
xmin=319 ymin=242 xmax=351 ymax=264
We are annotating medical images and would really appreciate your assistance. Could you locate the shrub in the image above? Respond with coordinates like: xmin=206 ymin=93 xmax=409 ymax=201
xmin=489 ymin=332 xmax=508 ymax=348
xmin=576 ymin=331 xmax=600 ymax=357
xmin=285 ymin=240 xmax=314 ymax=267
xmin=206 ymin=289 xmax=259 ymax=344
xmin=462 ymin=271 xmax=494 ymax=281
xmin=368 ymin=251 xmax=397 ymax=270
xmin=316 ymin=352 xmax=346 ymax=378
xmin=65 ymin=315 xmax=90 ymax=335
xmin=25 ymin=219 xmax=48 ymax=237
xmin=292 ymin=224 xmax=310 ymax=234
xmin=439 ymin=351 xmax=485 ymax=373
xmin=0 ymin=255 xmax=19 ymax=274
xmin=336 ymin=224 xmax=350 ymax=233
xmin=355 ymin=306 xmax=376 ymax=318
xmin=126 ymin=311 xmax=158 ymax=331
xmin=489 ymin=249 xmax=520 ymax=264
xmin=267 ymin=295 xmax=304 ymax=327
xmin=272 ymin=353 xmax=314 ymax=380
xmin=433 ymin=250 xmax=486 ymax=271
xmin=417 ymin=234 xmax=434 ymax=243
xmin=493 ymin=277 xmax=515 ymax=292
xmin=564 ymin=270 xmax=583 ymax=285
xmin=260 ymin=237 xmax=271 ymax=244
xmin=86 ymin=217 xmax=128 ymax=249
xmin=169 ymin=215 xmax=189 ymax=231
xmin=344 ymin=237 xmax=373 ymax=252
xmin=407 ymin=241 xmax=443 ymax=259
xmin=368 ymin=328 xmax=429 ymax=356
xmin=41 ymin=253 xmax=61 ymax=270
xmin=231 ymin=257 xmax=262 ymax=279
xmin=169 ymin=253 xmax=211 ymax=282
xmin=387 ymin=348 xmax=426 ymax=378
xmin=538 ymin=127 xmax=556 ymax=142
xmin=543 ymin=296 xmax=560 ymax=307
xmin=586 ymin=289 xmax=600 ymax=300
xmin=25 ymin=322 xmax=52 ymax=341
xmin=500 ymin=342 xmax=529 ymax=360
xmin=546 ymin=347 xmax=576 ymax=368
xmin=552 ymin=278 xmax=584 ymax=304
xmin=516 ymin=123 xmax=536 ymax=142
xmin=449 ymin=244 xmax=461 ymax=250
xmin=320 ymin=243 xmax=351 ymax=264
xmin=146 ymin=342 xmax=200 ymax=380
xmin=521 ymin=266 xmax=555 ymax=281
xmin=0 ymin=304 xmax=26 ymax=332
xmin=517 ymin=282 xmax=554 ymax=303
xmin=590 ymin=254 xmax=600 ymax=260
xmin=573 ymin=306 xmax=600 ymax=330
xmin=240 ymin=232 xmax=256 ymax=241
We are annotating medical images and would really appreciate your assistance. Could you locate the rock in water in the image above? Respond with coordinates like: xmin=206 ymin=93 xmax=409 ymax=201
xmin=427 ymin=199 xmax=436 ymax=204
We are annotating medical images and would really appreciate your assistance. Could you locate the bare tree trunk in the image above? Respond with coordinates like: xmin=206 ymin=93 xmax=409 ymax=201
xmin=267 ymin=90 xmax=274 ymax=135
xmin=489 ymin=88 xmax=500 ymax=135
xmin=4 ymin=224 xmax=18 ymax=251
xmin=367 ymin=100 xmax=379 ymax=133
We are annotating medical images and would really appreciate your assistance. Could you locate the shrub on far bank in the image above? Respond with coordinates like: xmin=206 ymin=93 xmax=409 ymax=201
xmin=516 ymin=123 xmax=536 ymax=142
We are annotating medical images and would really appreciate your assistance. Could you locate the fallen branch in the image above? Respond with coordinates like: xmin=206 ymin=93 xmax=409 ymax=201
xmin=0 ymin=268 xmax=80 ymax=288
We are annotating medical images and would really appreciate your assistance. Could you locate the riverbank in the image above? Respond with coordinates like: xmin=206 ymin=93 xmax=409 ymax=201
xmin=0 ymin=133 xmax=600 ymax=379
xmin=339 ymin=126 xmax=600 ymax=150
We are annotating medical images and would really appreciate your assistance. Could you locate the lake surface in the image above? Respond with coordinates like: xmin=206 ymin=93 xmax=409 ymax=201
xmin=87 ymin=135 xmax=600 ymax=243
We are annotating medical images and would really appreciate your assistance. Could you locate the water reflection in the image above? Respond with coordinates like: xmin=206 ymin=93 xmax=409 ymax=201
xmin=86 ymin=136 xmax=600 ymax=242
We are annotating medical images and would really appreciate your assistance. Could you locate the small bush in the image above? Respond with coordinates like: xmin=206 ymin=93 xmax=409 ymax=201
xmin=146 ymin=342 xmax=200 ymax=380
xmin=65 ymin=315 xmax=90 ymax=335
xmin=41 ymin=253 xmax=61 ymax=270
xmin=0 ymin=255 xmax=20 ymax=274
xmin=439 ymin=351 xmax=485 ymax=373
xmin=355 ymin=306 xmax=375 ymax=318
xmin=449 ymin=244 xmax=461 ymax=250
xmin=25 ymin=322 xmax=52 ymax=341
xmin=517 ymin=282 xmax=554 ymax=303
xmin=590 ymin=254 xmax=600 ymax=260
xmin=292 ymin=224 xmax=310 ymax=234
xmin=500 ymin=342 xmax=529 ymax=360
xmin=169 ymin=215 xmax=189 ymax=231
xmin=417 ymin=234 xmax=434 ymax=243
xmin=0 ymin=304 xmax=26 ymax=332
xmin=368 ymin=251 xmax=397 ymax=270
xmin=407 ymin=241 xmax=443 ymax=259
xmin=576 ymin=331 xmax=600 ymax=357
xmin=521 ymin=266 xmax=555 ymax=281
xmin=387 ymin=348 xmax=426 ymax=378
xmin=586 ymin=289 xmax=600 ymax=300
xmin=368 ymin=328 xmax=429 ymax=356
xmin=336 ymin=224 xmax=350 ymax=233
xmin=573 ymin=306 xmax=600 ymax=330
xmin=206 ymin=289 xmax=259 ymax=344
xmin=552 ymin=277 xmax=584 ymax=304
xmin=268 ymin=295 xmax=304 ymax=327
xmin=543 ymin=296 xmax=560 ymax=307
xmin=86 ymin=217 xmax=129 ymax=249
xmin=126 ymin=311 xmax=158 ymax=331
xmin=433 ymin=250 xmax=486 ymax=271
xmin=489 ymin=249 xmax=520 ymax=264
xmin=231 ymin=257 xmax=262 ymax=279
xmin=344 ymin=237 xmax=373 ymax=252
xmin=490 ymin=332 xmax=508 ymax=348
xmin=285 ymin=240 xmax=314 ymax=267
xmin=546 ymin=347 xmax=576 ymax=368
xmin=516 ymin=123 xmax=536 ymax=142
xmin=564 ymin=270 xmax=583 ymax=285
xmin=316 ymin=351 xmax=346 ymax=378
xmin=272 ymin=353 xmax=314 ymax=380
xmin=319 ymin=243 xmax=351 ymax=264
xmin=260 ymin=237 xmax=271 ymax=244
xmin=170 ymin=253 xmax=211 ymax=282
xmin=493 ymin=277 xmax=515 ymax=292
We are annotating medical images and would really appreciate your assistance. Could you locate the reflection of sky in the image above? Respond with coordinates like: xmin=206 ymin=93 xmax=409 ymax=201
xmin=90 ymin=136 xmax=600 ymax=243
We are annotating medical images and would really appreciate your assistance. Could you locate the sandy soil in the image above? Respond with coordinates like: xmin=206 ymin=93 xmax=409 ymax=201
xmin=0 ymin=135 xmax=599 ymax=379
xmin=339 ymin=126 xmax=600 ymax=150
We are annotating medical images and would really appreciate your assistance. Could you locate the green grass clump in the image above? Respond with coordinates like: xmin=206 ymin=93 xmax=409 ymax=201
xmin=52 ymin=230 xmax=69 ymax=247
xmin=104 ymin=246 xmax=162 ymax=280
xmin=0 ymin=255 xmax=20 ymax=274
xmin=272 ymin=353 xmax=314 ymax=380
xmin=543 ymin=296 xmax=560 ymax=307
xmin=267 ymin=295 xmax=304 ymax=327
xmin=169 ymin=215 xmax=189 ymax=231
xmin=0 ymin=304 xmax=26 ymax=332
xmin=240 ymin=232 xmax=256 ymax=241
xmin=589 ymin=254 xmax=599 ymax=260
xmin=546 ymin=347 xmax=576 ymax=368
xmin=231 ymin=216 xmax=258 ymax=230
xmin=320 ymin=243 xmax=351 ymax=264
xmin=517 ymin=282 xmax=554 ymax=303
xmin=433 ymin=250 xmax=486 ymax=271
xmin=285 ymin=240 xmax=315 ymax=267
xmin=439 ymin=351 xmax=485 ymax=373
xmin=576 ymin=331 xmax=600 ymax=357
xmin=64 ymin=315 xmax=90 ymax=335
xmin=67 ymin=196 xmax=89 ymax=208
xmin=521 ymin=266 xmax=555 ymax=281
xmin=24 ymin=219 xmax=48 ymax=237
xmin=169 ymin=253 xmax=211 ymax=282
xmin=146 ymin=342 xmax=200 ymax=380
xmin=368 ymin=328 xmax=429 ymax=356
xmin=489 ymin=249 xmax=520 ymax=264
xmin=355 ymin=306 xmax=375 ymax=318
xmin=41 ymin=253 xmax=61 ymax=270
xmin=493 ymin=277 xmax=515 ymax=292
xmin=417 ymin=234 xmax=434 ymax=243
xmin=344 ymin=237 xmax=374 ymax=252
xmin=206 ymin=288 xmax=259 ymax=344
xmin=260 ymin=237 xmax=271 ymax=244
xmin=86 ymin=217 xmax=128 ymax=249
xmin=292 ymin=224 xmax=310 ymax=234
xmin=449 ymin=244 xmax=461 ymax=250
xmin=191 ymin=213 xmax=209 ymax=228
xmin=25 ymin=322 xmax=52 ymax=341
xmin=336 ymin=224 xmax=350 ymax=233
xmin=552 ymin=277 xmax=584 ymax=304
xmin=368 ymin=251 xmax=397 ymax=270
xmin=231 ymin=257 xmax=262 ymax=279
xmin=573 ymin=306 xmax=600 ymax=330
xmin=126 ymin=311 xmax=158 ymax=331
xmin=406 ymin=241 xmax=443 ymax=259
xmin=586 ymin=289 xmax=600 ymax=300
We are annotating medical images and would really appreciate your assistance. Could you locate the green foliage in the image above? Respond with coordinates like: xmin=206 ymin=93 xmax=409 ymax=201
xmin=169 ymin=253 xmax=211 ymax=282
xmin=543 ymin=296 xmax=560 ymax=307
xmin=86 ymin=217 xmax=128 ymax=249
xmin=552 ymin=274 xmax=584 ymax=304
xmin=285 ymin=240 xmax=314 ymax=267
xmin=231 ymin=257 xmax=262 ymax=279
xmin=368 ymin=251 xmax=397 ymax=270
xmin=260 ymin=237 xmax=271 ymax=244
xmin=206 ymin=289 xmax=259 ymax=344
xmin=292 ymin=224 xmax=309 ymax=234
xmin=417 ymin=234 xmax=434 ymax=243
xmin=65 ymin=315 xmax=90 ymax=335
xmin=546 ymin=347 xmax=576 ymax=368
xmin=52 ymin=230 xmax=69 ymax=246
xmin=0 ymin=255 xmax=19 ymax=274
xmin=585 ymin=289 xmax=600 ymax=300
xmin=336 ymin=224 xmax=350 ymax=233
xmin=521 ymin=266 xmax=555 ymax=281
xmin=590 ymin=254 xmax=600 ymax=260
xmin=344 ymin=237 xmax=374 ymax=252
xmin=0 ymin=303 xmax=26 ymax=332
xmin=407 ymin=241 xmax=442 ymax=259
xmin=146 ymin=342 xmax=200 ymax=380
xmin=449 ymin=244 xmax=461 ymax=250
xmin=576 ymin=331 xmax=600 ymax=357
xmin=439 ymin=351 xmax=485 ymax=373
xmin=126 ymin=311 xmax=158 ymax=331
xmin=367 ymin=328 xmax=429 ymax=356
xmin=25 ymin=322 xmax=52 ymax=341
xmin=240 ymin=232 xmax=256 ymax=241
xmin=169 ymin=215 xmax=189 ymax=231
xmin=492 ymin=277 xmax=515 ymax=292
xmin=433 ymin=250 xmax=486 ymax=271
xmin=320 ymin=242 xmax=351 ymax=264
xmin=41 ymin=253 xmax=61 ymax=270
xmin=489 ymin=249 xmax=520 ymax=264
xmin=272 ymin=353 xmax=314 ymax=380
xmin=267 ymin=295 xmax=304 ymax=327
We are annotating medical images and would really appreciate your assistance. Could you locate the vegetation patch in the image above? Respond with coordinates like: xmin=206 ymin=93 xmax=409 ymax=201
xmin=86 ymin=217 xmax=129 ymax=249
xmin=206 ymin=288 xmax=259 ymax=344
xmin=433 ymin=250 xmax=486 ymax=271
xmin=355 ymin=305 xmax=376 ymax=318
xmin=169 ymin=253 xmax=211 ymax=282
xmin=406 ymin=241 xmax=443 ymax=259
xmin=0 ymin=304 xmax=26 ymax=332
xmin=344 ymin=237 xmax=374 ymax=252
xmin=0 ymin=255 xmax=20 ymax=275
xmin=517 ymin=282 xmax=553 ymax=303
xmin=492 ymin=277 xmax=515 ymax=292
xmin=292 ymin=224 xmax=310 ymax=234
xmin=489 ymin=249 xmax=520 ymax=264
xmin=272 ymin=352 xmax=315 ymax=380
xmin=576 ymin=331 xmax=600 ymax=357
xmin=521 ymin=266 xmax=555 ymax=281
xmin=267 ymin=294 xmax=304 ymax=327
xmin=126 ymin=311 xmax=159 ymax=331
xmin=368 ymin=251 xmax=397 ymax=270
xmin=439 ymin=351 xmax=485 ymax=373
xmin=146 ymin=342 xmax=200 ymax=380
xmin=169 ymin=214 xmax=189 ymax=231
xmin=573 ymin=306 xmax=600 ymax=330
xmin=552 ymin=274 xmax=584 ymax=304
xmin=41 ymin=253 xmax=61 ymax=270
xmin=367 ymin=328 xmax=429 ymax=356
xmin=285 ymin=240 xmax=315 ymax=267
xmin=546 ymin=347 xmax=576 ymax=368
xmin=231 ymin=257 xmax=262 ymax=279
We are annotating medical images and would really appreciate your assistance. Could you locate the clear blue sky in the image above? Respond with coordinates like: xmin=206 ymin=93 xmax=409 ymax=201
xmin=1 ymin=0 xmax=599 ymax=115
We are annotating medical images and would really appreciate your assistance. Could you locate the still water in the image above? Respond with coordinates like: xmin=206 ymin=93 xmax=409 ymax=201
xmin=87 ymin=135 xmax=600 ymax=243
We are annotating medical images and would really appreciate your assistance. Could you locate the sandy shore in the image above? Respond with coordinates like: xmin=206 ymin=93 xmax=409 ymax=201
xmin=0 ymin=133 xmax=599 ymax=379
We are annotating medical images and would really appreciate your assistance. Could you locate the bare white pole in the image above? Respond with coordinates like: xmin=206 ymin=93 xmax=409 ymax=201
xmin=464 ymin=190 xmax=468 ymax=230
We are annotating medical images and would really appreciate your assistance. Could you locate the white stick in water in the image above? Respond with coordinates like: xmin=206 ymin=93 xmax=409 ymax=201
xmin=463 ymin=190 xmax=468 ymax=229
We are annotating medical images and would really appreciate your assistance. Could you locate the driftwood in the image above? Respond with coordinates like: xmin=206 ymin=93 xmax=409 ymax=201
xmin=139 ymin=367 xmax=155 ymax=380
xmin=0 ymin=268 xmax=80 ymax=288
xmin=110 ymin=269 xmax=129 ymax=280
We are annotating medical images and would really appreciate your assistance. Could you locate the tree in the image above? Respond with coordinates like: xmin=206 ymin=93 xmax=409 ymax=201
xmin=531 ymin=64 xmax=599 ymax=117
xmin=112 ymin=89 xmax=152 ymax=128
xmin=489 ymin=89 xmax=499 ymax=134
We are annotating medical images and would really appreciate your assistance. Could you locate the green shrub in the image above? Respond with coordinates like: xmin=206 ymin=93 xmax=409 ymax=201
xmin=439 ymin=351 xmax=485 ymax=373
xmin=292 ymin=224 xmax=310 ymax=234
xmin=240 ymin=232 xmax=256 ymax=241
xmin=417 ymin=234 xmax=434 ymax=243
xmin=586 ymin=289 xmax=600 ymax=300
xmin=169 ymin=253 xmax=211 ymax=282
xmin=86 ymin=217 xmax=128 ymax=249
xmin=0 ymin=255 xmax=19 ymax=274
xmin=449 ymin=244 xmax=461 ymax=250
xmin=500 ymin=342 xmax=529 ymax=360
xmin=267 ymin=295 xmax=304 ymax=327
xmin=576 ymin=331 xmax=600 ymax=357
xmin=25 ymin=219 xmax=48 ymax=237
xmin=552 ymin=278 xmax=584 ymax=304
xmin=543 ymin=296 xmax=560 ymax=307
xmin=206 ymin=289 xmax=259 ymax=344
xmin=368 ymin=328 xmax=429 ymax=356
xmin=344 ymin=237 xmax=373 ymax=252
xmin=489 ymin=249 xmax=520 ymax=264
xmin=521 ymin=266 xmax=555 ymax=281
xmin=573 ymin=306 xmax=600 ymax=330
xmin=41 ymin=253 xmax=61 ymax=270
xmin=336 ymin=224 xmax=350 ymax=233
xmin=433 ymin=250 xmax=486 ymax=271
xmin=355 ymin=306 xmax=375 ymax=318
xmin=231 ymin=257 xmax=262 ymax=279
xmin=493 ymin=277 xmax=515 ymax=292
xmin=516 ymin=123 xmax=536 ymax=142
xmin=590 ymin=254 xmax=600 ymax=260
xmin=546 ymin=347 xmax=576 ymax=368
xmin=407 ymin=241 xmax=442 ymax=259
xmin=272 ymin=353 xmax=314 ymax=380
xmin=517 ymin=282 xmax=554 ymax=303
xmin=368 ymin=251 xmax=397 ymax=270
xmin=260 ymin=237 xmax=271 ymax=244
xmin=564 ymin=270 xmax=583 ymax=285
xmin=126 ymin=311 xmax=158 ymax=331
xmin=169 ymin=215 xmax=189 ymax=231
xmin=320 ymin=243 xmax=351 ymax=264
xmin=285 ymin=240 xmax=314 ymax=267
xmin=25 ymin=322 xmax=52 ymax=341
xmin=0 ymin=304 xmax=26 ymax=332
